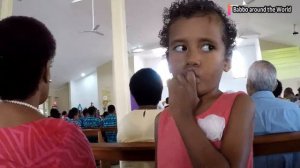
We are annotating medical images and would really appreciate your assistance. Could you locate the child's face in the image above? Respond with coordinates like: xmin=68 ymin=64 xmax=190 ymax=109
xmin=167 ymin=14 xmax=230 ymax=96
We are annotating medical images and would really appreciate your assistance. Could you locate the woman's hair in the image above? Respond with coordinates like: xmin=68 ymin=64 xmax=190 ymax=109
xmin=82 ymin=108 xmax=88 ymax=117
xmin=107 ymin=105 xmax=115 ymax=113
xmin=159 ymin=0 xmax=237 ymax=60
xmin=0 ymin=16 xmax=56 ymax=100
xmin=284 ymin=87 xmax=295 ymax=100
xmin=87 ymin=106 xmax=97 ymax=116
xmin=50 ymin=108 xmax=61 ymax=118
xmin=62 ymin=111 xmax=67 ymax=116
xmin=68 ymin=108 xmax=79 ymax=119
xmin=130 ymin=68 xmax=163 ymax=106
xmin=272 ymin=79 xmax=283 ymax=97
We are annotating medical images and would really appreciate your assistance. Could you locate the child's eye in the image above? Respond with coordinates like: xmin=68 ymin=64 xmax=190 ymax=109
xmin=173 ymin=45 xmax=187 ymax=52
xmin=201 ymin=44 xmax=215 ymax=52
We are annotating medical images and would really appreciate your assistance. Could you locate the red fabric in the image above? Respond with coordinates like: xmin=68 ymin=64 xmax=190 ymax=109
xmin=157 ymin=92 xmax=253 ymax=168
xmin=0 ymin=118 xmax=96 ymax=168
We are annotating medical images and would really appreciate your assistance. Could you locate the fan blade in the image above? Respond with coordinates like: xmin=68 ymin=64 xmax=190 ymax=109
xmin=94 ymin=31 xmax=104 ymax=36
xmin=82 ymin=30 xmax=94 ymax=33
xmin=93 ymin=25 xmax=100 ymax=31
xmin=72 ymin=0 xmax=82 ymax=3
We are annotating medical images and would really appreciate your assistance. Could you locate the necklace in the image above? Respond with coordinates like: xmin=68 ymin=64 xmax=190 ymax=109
xmin=1 ymin=100 xmax=40 ymax=112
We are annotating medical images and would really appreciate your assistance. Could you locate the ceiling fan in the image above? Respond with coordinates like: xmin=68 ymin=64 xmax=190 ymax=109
xmin=72 ymin=0 xmax=104 ymax=36
xmin=242 ymin=0 xmax=255 ymax=5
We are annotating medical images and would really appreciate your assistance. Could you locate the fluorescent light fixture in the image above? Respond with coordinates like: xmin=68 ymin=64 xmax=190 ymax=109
xmin=81 ymin=73 xmax=86 ymax=77
xmin=72 ymin=0 xmax=82 ymax=3
xmin=132 ymin=48 xmax=145 ymax=53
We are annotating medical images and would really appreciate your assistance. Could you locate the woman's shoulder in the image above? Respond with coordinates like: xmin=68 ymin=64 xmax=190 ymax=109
xmin=14 ymin=118 xmax=83 ymax=138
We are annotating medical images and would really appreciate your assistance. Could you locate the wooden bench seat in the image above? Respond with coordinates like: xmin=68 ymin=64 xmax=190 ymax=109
xmin=82 ymin=127 xmax=118 ymax=143
xmin=89 ymin=132 xmax=300 ymax=167
xmin=91 ymin=142 xmax=155 ymax=161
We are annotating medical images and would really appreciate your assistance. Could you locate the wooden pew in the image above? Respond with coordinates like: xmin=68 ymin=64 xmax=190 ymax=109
xmin=82 ymin=129 xmax=105 ymax=142
xmin=91 ymin=142 xmax=155 ymax=161
xmin=101 ymin=126 xmax=118 ymax=133
xmin=253 ymin=132 xmax=300 ymax=156
xmin=89 ymin=132 xmax=300 ymax=167
xmin=81 ymin=127 xmax=117 ymax=143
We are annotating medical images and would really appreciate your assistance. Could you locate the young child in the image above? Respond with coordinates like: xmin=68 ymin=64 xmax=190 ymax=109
xmin=156 ymin=1 xmax=254 ymax=168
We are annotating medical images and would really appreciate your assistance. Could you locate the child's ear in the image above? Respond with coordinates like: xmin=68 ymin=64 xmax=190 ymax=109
xmin=223 ymin=59 xmax=231 ymax=72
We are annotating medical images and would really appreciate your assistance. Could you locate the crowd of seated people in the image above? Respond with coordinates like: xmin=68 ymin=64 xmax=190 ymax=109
xmin=49 ymin=104 xmax=117 ymax=143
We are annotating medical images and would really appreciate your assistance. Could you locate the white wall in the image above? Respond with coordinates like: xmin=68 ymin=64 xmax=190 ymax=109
xmin=220 ymin=44 xmax=259 ymax=92
xmin=97 ymin=61 xmax=113 ymax=110
xmin=53 ymin=83 xmax=70 ymax=112
xmin=97 ymin=58 xmax=135 ymax=112
xmin=70 ymin=72 xmax=99 ymax=109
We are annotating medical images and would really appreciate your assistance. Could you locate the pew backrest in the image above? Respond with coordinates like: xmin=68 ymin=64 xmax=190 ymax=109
xmin=253 ymin=132 xmax=300 ymax=156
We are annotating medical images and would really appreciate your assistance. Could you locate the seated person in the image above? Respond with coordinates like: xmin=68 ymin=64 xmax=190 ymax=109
xmin=81 ymin=106 xmax=103 ymax=128
xmin=66 ymin=107 xmax=82 ymax=127
xmin=247 ymin=60 xmax=300 ymax=168
xmin=81 ymin=106 xmax=103 ymax=142
xmin=272 ymin=79 xmax=283 ymax=98
xmin=61 ymin=110 xmax=67 ymax=119
xmin=284 ymin=87 xmax=297 ymax=102
xmin=50 ymin=108 xmax=61 ymax=118
xmin=0 ymin=16 xmax=95 ymax=167
xmin=103 ymin=105 xmax=117 ymax=142
xmin=117 ymin=68 xmax=163 ymax=168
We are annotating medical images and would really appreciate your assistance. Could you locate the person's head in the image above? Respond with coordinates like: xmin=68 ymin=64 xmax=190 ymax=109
xmin=284 ymin=87 xmax=295 ymax=101
xmin=107 ymin=105 xmax=115 ymax=114
xmin=0 ymin=16 xmax=56 ymax=104
xmin=62 ymin=111 xmax=67 ymax=116
xmin=272 ymin=79 xmax=283 ymax=97
xmin=50 ymin=108 xmax=61 ymax=118
xmin=102 ymin=111 xmax=109 ymax=118
xmin=68 ymin=107 xmax=79 ymax=119
xmin=87 ymin=106 xmax=97 ymax=116
xmin=130 ymin=68 xmax=163 ymax=106
xmin=82 ymin=108 xmax=88 ymax=117
xmin=246 ymin=60 xmax=277 ymax=96
xmin=159 ymin=0 xmax=237 ymax=97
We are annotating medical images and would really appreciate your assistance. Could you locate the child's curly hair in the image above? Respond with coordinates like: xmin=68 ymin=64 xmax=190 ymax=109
xmin=159 ymin=0 xmax=237 ymax=60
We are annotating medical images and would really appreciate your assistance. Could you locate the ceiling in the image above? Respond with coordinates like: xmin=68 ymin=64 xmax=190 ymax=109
xmin=12 ymin=0 xmax=300 ymax=88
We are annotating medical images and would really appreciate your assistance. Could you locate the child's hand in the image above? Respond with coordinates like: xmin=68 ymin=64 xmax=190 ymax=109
xmin=168 ymin=70 xmax=199 ymax=119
